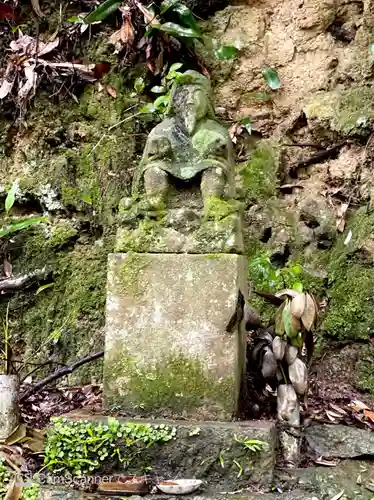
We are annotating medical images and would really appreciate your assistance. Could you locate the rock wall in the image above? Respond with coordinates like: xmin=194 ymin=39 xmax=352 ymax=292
xmin=1 ymin=0 xmax=374 ymax=393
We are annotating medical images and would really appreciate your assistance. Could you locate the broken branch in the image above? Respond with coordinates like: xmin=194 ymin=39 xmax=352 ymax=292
xmin=20 ymin=350 xmax=104 ymax=401
xmin=0 ymin=267 xmax=51 ymax=294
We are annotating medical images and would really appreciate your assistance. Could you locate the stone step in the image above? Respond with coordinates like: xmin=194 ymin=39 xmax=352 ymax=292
xmin=55 ymin=414 xmax=276 ymax=491
xmin=40 ymin=489 xmax=318 ymax=500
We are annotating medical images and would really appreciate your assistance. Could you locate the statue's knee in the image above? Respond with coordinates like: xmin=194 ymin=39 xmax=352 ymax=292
xmin=144 ymin=167 xmax=169 ymax=196
xmin=201 ymin=167 xmax=226 ymax=196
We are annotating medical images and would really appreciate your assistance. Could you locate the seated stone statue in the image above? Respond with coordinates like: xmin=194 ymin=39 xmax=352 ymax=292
xmin=132 ymin=70 xmax=235 ymax=211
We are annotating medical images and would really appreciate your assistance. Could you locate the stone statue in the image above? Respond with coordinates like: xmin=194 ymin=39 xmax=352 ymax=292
xmin=132 ymin=70 xmax=235 ymax=211
xmin=117 ymin=70 xmax=243 ymax=255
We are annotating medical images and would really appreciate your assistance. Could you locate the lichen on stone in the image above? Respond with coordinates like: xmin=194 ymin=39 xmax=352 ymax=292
xmin=238 ymin=140 xmax=280 ymax=203
xmin=304 ymin=86 xmax=374 ymax=136
xmin=120 ymin=252 xmax=150 ymax=296
xmin=105 ymin=349 xmax=235 ymax=418
xmin=323 ymin=208 xmax=374 ymax=340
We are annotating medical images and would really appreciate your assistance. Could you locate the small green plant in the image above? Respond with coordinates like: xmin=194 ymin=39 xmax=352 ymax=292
xmin=140 ymin=63 xmax=184 ymax=116
xmin=0 ymin=458 xmax=11 ymax=495
xmin=22 ymin=477 xmax=40 ymax=500
xmin=188 ymin=427 xmax=201 ymax=437
xmin=262 ymin=67 xmax=281 ymax=90
xmin=44 ymin=418 xmax=177 ymax=476
xmin=234 ymin=435 xmax=267 ymax=453
xmin=1 ymin=180 xmax=46 ymax=238
xmin=249 ymin=252 xmax=303 ymax=291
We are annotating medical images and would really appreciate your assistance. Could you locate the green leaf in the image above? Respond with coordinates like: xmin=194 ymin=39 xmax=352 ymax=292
xmin=0 ymin=216 xmax=47 ymax=238
xmin=83 ymin=0 xmax=121 ymax=24
xmin=282 ymin=300 xmax=298 ymax=338
xmin=262 ymin=66 xmax=281 ymax=90
xmin=81 ymin=193 xmax=92 ymax=205
xmin=151 ymin=85 xmax=166 ymax=94
xmin=241 ymin=117 xmax=252 ymax=134
xmin=153 ymin=95 xmax=169 ymax=111
xmin=68 ymin=16 xmax=84 ymax=23
xmin=169 ymin=62 xmax=183 ymax=73
xmin=134 ymin=77 xmax=145 ymax=93
xmin=291 ymin=264 xmax=303 ymax=275
xmin=293 ymin=281 xmax=303 ymax=293
xmin=36 ymin=283 xmax=54 ymax=295
xmin=157 ymin=22 xmax=201 ymax=39
xmin=215 ymin=45 xmax=238 ymax=60
xmin=247 ymin=91 xmax=273 ymax=101
xmin=160 ymin=0 xmax=179 ymax=13
xmin=170 ymin=3 xmax=201 ymax=35
xmin=140 ymin=103 xmax=156 ymax=114
xmin=5 ymin=180 xmax=18 ymax=214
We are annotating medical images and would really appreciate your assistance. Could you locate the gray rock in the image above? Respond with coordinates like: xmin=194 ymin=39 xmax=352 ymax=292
xmin=305 ymin=424 xmax=374 ymax=458
xmin=104 ymin=253 xmax=248 ymax=420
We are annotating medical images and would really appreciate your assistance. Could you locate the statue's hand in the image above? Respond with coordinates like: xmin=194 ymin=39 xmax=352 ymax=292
xmin=148 ymin=136 xmax=172 ymax=159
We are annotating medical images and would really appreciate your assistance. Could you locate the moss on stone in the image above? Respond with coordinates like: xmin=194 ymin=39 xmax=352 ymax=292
xmin=115 ymin=220 xmax=164 ymax=252
xmin=204 ymin=196 xmax=240 ymax=221
xmin=1 ymin=226 xmax=114 ymax=383
xmin=238 ymin=141 xmax=279 ymax=203
xmin=105 ymin=349 xmax=235 ymax=417
xmin=304 ymin=86 xmax=374 ymax=136
xmin=322 ymin=208 xmax=374 ymax=340
xmin=120 ymin=253 xmax=149 ymax=296
xmin=356 ymin=345 xmax=374 ymax=393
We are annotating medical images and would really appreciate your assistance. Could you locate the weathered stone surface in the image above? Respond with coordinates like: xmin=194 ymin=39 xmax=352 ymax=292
xmin=43 ymin=416 xmax=276 ymax=494
xmin=277 ymin=460 xmax=374 ymax=500
xmin=104 ymin=253 xmax=247 ymax=420
xmin=115 ymin=211 xmax=244 ymax=254
xmin=305 ymin=424 xmax=374 ymax=458
xmin=40 ymin=491 xmax=319 ymax=500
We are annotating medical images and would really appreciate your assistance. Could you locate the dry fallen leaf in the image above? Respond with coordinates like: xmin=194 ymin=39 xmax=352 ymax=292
xmin=336 ymin=202 xmax=349 ymax=232
xmin=349 ymin=400 xmax=370 ymax=412
xmin=301 ymin=293 xmax=317 ymax=331
xmin=290 ymin=293 xmax=305 ymax=319
xmin=4 ymin=475 xmax=22 ymax=500
xmin=31 ymin=0 xmax=44 ymax=18
xmin=329 ymin=403 xmax=348 ymax=416
xmin=330 ymin=490 xmax=344 ymax=500
xmin=315 ymin=456 xmax=339 ymax=467
xmin=105 ymin=84 xmax=117 ymax=98
xmin=364 ymin=409 xmax=374 ymax=423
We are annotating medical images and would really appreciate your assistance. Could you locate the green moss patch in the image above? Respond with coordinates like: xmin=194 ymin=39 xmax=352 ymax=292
xmin=323 ymin=208 xmax=374 ymax=340
xmin=304 ymin=86 xmax=374 ymax=136
xmin=356 ymin=345 xmax=374 ymax=393
xmin=105 ymin=350 xmax=235 ymax=418
xmin=238 ymin=141 xmax=279 ymax=203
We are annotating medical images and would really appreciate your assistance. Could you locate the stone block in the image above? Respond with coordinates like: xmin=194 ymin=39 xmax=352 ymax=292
xmin=41 ymin=417 xmax=276 ymax=498
xmin=305 ymin=424 xmax=374 ymax=458
xmin=104 ymin=253 xmax=247 ymax=420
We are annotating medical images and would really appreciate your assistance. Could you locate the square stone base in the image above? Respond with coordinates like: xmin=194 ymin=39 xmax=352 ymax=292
xmin=104 ymin=253 xmax=247 ymax=420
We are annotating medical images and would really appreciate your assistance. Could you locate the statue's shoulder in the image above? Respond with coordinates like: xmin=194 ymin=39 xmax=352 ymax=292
xmin=148 ymin=117 xmax=176 ymax=138
xmin=198 ymin=118 xmax=230 ymax=139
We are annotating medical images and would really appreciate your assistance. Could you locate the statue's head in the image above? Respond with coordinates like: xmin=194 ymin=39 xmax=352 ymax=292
xmin=166 ymin=71 xmax=215 ymax=132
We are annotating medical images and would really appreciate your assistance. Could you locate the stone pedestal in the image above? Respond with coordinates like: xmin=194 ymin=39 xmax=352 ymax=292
xmin=104 ymin=253 xmax=247 ymax=420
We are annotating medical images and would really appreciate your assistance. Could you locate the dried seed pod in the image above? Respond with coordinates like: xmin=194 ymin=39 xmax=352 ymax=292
xmin=288 ymin=357 xmax=308 ymax=395
xmin=272 ymin=336 xmax=286 ymax=360
xmin=290 ymin=293 xmax=306 ymax=319
xmin=261 ymin=347 xmax=278 ymax=380
xmin=301 ymin=293 xmax=317 ymax=331
xmin=285 ymin=345 xmax=298 ymax=365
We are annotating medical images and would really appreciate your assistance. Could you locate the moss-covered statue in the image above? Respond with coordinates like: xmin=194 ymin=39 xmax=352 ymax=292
xmin=133 ymin=70 xmax=235 ymax=210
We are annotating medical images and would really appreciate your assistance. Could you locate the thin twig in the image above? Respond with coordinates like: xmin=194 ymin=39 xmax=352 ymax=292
xmin=20 ymin=350 xmax=104 ymax=401
xmin=89 ymin=106 xmax=140 ymax=156
xmin=0 ymin=267 xmax=50 ymax=294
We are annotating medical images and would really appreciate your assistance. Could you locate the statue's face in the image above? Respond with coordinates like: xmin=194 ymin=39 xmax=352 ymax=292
xmin=174 ymin=86 xmax=208 ymax=120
